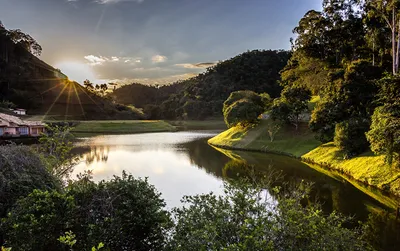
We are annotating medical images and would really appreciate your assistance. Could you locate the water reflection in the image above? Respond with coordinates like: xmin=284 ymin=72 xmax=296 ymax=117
xmin=73 ymin=131 xmax=396 ymax=221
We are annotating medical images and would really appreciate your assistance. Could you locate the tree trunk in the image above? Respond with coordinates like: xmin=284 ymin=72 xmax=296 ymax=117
xmin=372 ymin=36 xmax=375 ymax=66
xmin=393 ymin=8 xmax=396 ymax=75
xmin=396 ymin=19 xmax=400 ymax=73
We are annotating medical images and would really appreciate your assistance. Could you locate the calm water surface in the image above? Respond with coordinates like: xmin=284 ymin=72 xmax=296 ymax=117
xmin=73 ymin=131 xmax=395 ymax=218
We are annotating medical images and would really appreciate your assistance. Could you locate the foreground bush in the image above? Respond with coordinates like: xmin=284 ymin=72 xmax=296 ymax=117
xmin=2 ymin=172 xmax=172 ymax=251
xmin=2 ymin=172 xmax=372 ymax=251
xmin=0 ymin=145 xmax=58 ymax=218
xmin=168 ymin=181 xmax=370 ymax=251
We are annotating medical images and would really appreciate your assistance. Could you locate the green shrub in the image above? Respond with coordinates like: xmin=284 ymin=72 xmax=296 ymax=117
xmin=0 ymin=145 xmax=58 ymax=218
xmin=68 ymin=172 xmax=172 ymax=251
xmin=1 ymin=190 xmax=74 ymax=251
xmin=168 ymin=180 xmax=369 ymax=251
xmin=2 ymin=172 xmax=172 ymax=251
xmin=334 ymin=118 xmax=370 ymax=158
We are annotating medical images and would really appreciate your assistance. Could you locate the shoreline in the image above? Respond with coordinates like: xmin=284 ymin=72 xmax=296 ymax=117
xmin=208 ymin=122 xmax=400 ymax=203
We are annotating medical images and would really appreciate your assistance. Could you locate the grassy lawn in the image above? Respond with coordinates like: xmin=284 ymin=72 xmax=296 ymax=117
xmin=71 ymin=120 xmax=177 ymax=135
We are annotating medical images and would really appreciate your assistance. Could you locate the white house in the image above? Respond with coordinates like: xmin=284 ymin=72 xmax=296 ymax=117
xmin=12 ymin=108 xmax=26 ymax=115
xmin=0 ymin=113 xmax=45 ymax=137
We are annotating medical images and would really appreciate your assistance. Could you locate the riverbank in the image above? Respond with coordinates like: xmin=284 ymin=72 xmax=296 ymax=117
xmin=208 ymin=120 xmax=400 ymax=198
xmin=71 ymin=120 xmax=177 ymax=135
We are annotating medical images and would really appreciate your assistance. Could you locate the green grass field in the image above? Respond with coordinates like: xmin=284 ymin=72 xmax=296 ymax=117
xmin=208 ymin=119 xmax=400 ymax=198
xmin=71 ymin=120 xmax=177 ymax=135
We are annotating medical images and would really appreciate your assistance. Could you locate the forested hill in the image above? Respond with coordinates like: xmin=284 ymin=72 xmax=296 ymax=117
xmin=110 ymin=50 xmax=290 ymax=119
xmin=0 ymin=23 xmax=142 ymax=120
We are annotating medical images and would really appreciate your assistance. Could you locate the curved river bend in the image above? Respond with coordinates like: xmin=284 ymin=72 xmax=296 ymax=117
xmin=73 ymin=131 xmax=396 ymax=220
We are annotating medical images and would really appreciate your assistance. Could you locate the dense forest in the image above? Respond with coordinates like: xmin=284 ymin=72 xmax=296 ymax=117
xmin=110 ymin=50 xmax=290 ymax=119
xmin=0 ymin=22 xmax=142 ymax=120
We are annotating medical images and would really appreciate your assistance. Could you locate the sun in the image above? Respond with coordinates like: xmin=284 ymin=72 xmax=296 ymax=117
xmin=55 ymin=61 xmax=97 ymax=84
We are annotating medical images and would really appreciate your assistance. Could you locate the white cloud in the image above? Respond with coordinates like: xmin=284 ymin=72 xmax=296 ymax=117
xmin=152 ymin=55 xmax=167 ymax=63
xmin=95 ymin=0 xmax=144 ymax=4
xmin=84 ymin=55 xmax=107 ymax=65
xmin=84 ymin=55 xmax=141 ymax=65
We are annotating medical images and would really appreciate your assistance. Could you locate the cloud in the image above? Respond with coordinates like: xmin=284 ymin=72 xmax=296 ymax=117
xmin=84 ymin=55 xmax=107 ymax=65
xmin=151 ymin=55 xmax=168 ymax=63
xmin=95 ymin=0 xmax=144 ymax=4
xmin=84 ymin=55 xmax=141 ymax=65
xmin=175 ymin=62 xmax=217 ymax=69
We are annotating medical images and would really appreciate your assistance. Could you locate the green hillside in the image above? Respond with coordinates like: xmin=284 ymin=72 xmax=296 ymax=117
xmin=109 ymin=50 xmax=290 ymax=120
xmin=0 ymin=24 xmax=142 ymax=120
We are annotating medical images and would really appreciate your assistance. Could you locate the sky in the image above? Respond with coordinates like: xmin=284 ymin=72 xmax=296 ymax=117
xmin=0 ymin=0 xmax=322 ymax=85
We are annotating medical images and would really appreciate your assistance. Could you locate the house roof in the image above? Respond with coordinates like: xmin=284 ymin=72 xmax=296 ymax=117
xmin=0 ymin=113 xmax=44 ymax=127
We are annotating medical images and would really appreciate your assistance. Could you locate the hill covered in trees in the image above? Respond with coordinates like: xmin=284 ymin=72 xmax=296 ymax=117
xmin=110 ymin=50 xmax=290 ymax=119
xmin=0 ymin=22 xmax=142 ymax=120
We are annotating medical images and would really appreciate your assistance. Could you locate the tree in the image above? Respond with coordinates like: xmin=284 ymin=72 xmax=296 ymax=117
xmin=223 ymin=91 xmax=271 ymax=128
xmin=365 ymin=0 xmax=400 ymax=74
xmin=310 ymin=60 xmax=381 ymax=142
xmin=265 ymin=120 xmax=281 ymax=142
xmin=7 ymin=29 xmax=42 ymax=56
xmin=334 ymin=118 xmax=370 ymax=157
xmin=83 ymin=79 xmax=94 ymax=90
xmin=366 ymin=75 xmax=400 ymax=165
xmin=270 ymin=87 xmax=311 ymax=130
xmin=38 ymin=124 xmax=78 ymax=179
xmin=367 ymin=106 xmax=400 ymax=165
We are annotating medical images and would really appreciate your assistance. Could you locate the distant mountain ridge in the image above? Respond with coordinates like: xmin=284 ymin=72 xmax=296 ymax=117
xmin=110 ymin=50 xmax=290 ymax=119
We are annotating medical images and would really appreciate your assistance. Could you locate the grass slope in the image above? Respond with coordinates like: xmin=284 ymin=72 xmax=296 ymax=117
xmin=208 ymin=120 xmax=321 ymax=157
xmin=303 ymin=143 xmax=400 ymax=198
xmin=71 ymin=120 xmax=176 ymax=135
xmin=208 ymin=120 xmax=400 ymax=198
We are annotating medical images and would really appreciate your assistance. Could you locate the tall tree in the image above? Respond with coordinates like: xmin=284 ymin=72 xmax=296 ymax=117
xmin=365 ymin=0 xmax=400 ymax=74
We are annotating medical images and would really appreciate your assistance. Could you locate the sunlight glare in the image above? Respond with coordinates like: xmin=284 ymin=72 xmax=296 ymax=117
xmin=55 ymin=61 xmax=97 ymax=84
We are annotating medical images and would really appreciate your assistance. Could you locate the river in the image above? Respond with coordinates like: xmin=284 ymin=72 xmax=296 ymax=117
xmin=72 ymin=130 xmax=398 ymax=220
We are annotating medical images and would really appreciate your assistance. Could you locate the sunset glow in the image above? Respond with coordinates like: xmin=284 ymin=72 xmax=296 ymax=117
xmin=55 ymin=61 xmax=97 ymax=84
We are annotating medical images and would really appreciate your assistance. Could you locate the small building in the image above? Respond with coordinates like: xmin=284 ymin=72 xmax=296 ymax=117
xmin=0 ymin=113 xmax=45 ymax=137
xmin=12 ymin=108 xmax=27 ymax=115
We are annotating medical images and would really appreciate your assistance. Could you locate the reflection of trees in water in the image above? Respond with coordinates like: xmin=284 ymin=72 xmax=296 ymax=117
xmin=84 ymin=146 xmax=110 ymax=165
xmin=204 ymin=149 xmax=393 ymax=222
xmin=180 ymin=138 xmax=231 ymax=177
xmin=72 ymin=145 xmax=110 ymax=165
xmin=363 ymin=210 xmax=400 ymax=251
